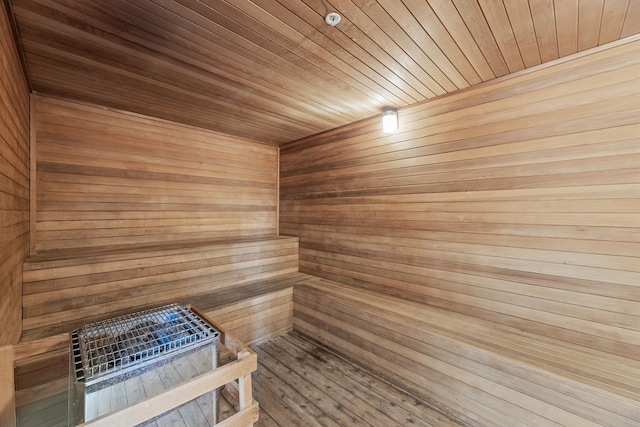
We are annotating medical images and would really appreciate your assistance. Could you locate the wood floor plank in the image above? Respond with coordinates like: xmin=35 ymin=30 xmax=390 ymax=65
xmin=252 ymin=332 xmax=465 ymax=427
xmin=275 ymin=333 xmax=463 ymax=427
xmin=260 ymin=337 xmax=434 ymax=426
xmin=218 ymin=391 xmax=237 ymax=423
xmin=258 ymin=341 xmax=394 ymax=426
xmin=253 ymin=345 xmax=370 ymax=427
xmin=252 ymin=361 xmax=335 ymax=427
xmin=17 ymin=331 xmax=466 ymax=427
xmin=251 ymin=368 xmax=322 ymax=427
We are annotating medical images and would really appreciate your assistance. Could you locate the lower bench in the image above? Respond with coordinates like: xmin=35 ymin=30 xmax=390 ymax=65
xmin=294 ymin=276 xmax=640 ymax=427
xmin=7 ymin=308 xmax=259 ymax=427
xmin=13 ymin=272 xmax=311 ymax=427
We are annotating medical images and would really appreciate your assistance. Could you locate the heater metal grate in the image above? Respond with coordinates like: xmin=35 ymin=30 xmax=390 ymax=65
xmin=71 ymin=303 xmax=219 ymax=383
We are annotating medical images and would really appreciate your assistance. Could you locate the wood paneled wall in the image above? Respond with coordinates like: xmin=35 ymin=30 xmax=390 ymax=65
xmin=294 ymin=277 xmax=640 ymax=427
xmin=32 ymin=95 xmax=278 ymax=254
xmin=1 ymin=0 xmax=30 ymax=346
xmin=280 ymin=38 xmax=640 ymax=358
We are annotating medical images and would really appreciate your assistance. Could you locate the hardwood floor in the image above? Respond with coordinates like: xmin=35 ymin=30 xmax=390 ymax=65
xmin=250 ymin=332 xmax=463 ymax=427
xmin=17 ymin=332 xmax=463 ymax=426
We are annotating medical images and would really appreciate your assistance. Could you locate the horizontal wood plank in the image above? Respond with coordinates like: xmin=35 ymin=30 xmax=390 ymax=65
xmin=293 ymin=277 xmax=640 ymax=427
xmin=10 ymin=1 xmax=640 ymax=144
xmin=0 ymin=0 xmax=30 ymax=346
xmin=32 ymin=95 xmax=278 ymax=253
xmin=21 ymin=237 xmax=299 ymax=340
xmin=280 ymin=39 xmax=640 ymax=357
xmin=14 ymin=273 xmax=311 ymax=424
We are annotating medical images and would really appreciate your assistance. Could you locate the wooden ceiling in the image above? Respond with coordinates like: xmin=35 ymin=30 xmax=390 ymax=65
xmin=8 ymin=0 xmax=640 ymax=145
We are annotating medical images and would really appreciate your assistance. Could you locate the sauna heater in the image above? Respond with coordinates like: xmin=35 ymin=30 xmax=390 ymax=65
xmin=69 ymin=304 xmax=220 ymax=426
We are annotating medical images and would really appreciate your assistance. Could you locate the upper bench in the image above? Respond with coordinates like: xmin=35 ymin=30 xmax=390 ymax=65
xmin=21 ymin=236 xmax=299 ymax=341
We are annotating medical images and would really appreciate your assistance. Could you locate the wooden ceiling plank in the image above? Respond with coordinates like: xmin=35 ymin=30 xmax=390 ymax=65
xmin=12 ymin=0 xmax=350 ymax=132
xmin=125 ymin=3 xmax=370 ymax=130
xmin=334 ymin=18 xmax=443 ymax=99
xmin=7 ymin=0 xmax=639 ymax=145
xmin=55 ymin=0 xmax=390 ymax=139
xmin=105 ymin=0 xmax=369 ymax=119
xmin=577 ymin=0 xmax=605 ymax=51
xmin=275 ymin=0 xmax=431 ymax=104
xmin=477 ymin=0 xmax=526 ymax=73
xmin=20 ymin=26 xmax=324 ymax=137
xmin=326 ymin=0 xmax=456 ymax=94
xmin=406 ymin=36 xmax=640 ymax=120
xmin=554 ymin=0 xmax=579 ymax=56
xmin=621 ymin=0 xmax=640 ymax=37
xmin=503 ymin=0 xmax=542 ymax=67
xmin=300 ymin=0 xmax=440 ymax=100
xmin=111 ymin=0 xmax=357 ymax=121
xmin=22 ymin=2 xmax=364 ymax=129
xmin=347 ymin=0 xmax=468 ymax=91
xmin=451 ymin=0 xmax=510 ymax=77
xmin=249 ymin=0 xmax=422 ymax=105
xmin=218 ymin=0 xmax=406 ymax=108
xmin=530 ymin=0 xmax=559 ymax=62
xmin=377 ymin=0 xmax=481 ymax=87
xmin=142 ymin=1 xmax=370 ymax=109
xmin=599 ymin=0 xmax=630 ymax=43
xmin=426 ymin=0 xmax=497 ymax=81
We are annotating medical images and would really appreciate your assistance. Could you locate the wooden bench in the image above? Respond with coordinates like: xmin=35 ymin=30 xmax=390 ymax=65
xmin=14 ymin=236 xmax=309 ymax=425
xmin=21 ymin=236 xmax=299 ymax=340
xmin=294 ymin=276 xmax=640 ymax=427
xmin=9 ymin=308 xmax=261 ymax=427
xmin=13 ymin=270 xmax=313 ymax=426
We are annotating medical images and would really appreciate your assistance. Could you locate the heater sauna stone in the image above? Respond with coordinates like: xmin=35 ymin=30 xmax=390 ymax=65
xmin=69 ymin=304 xmax=220 ymax=426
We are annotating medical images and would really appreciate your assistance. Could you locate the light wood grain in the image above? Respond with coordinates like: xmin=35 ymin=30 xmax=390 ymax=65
xmin=77 ymin=336 xmax=257 ymax=427
xmin=8 ymin=0 xmax=639 ymax=144
xmin=196 ymin=282 xmax=298 ymax=346
xmin=21 ymin=237 xmax=299 ymax=340
xmin=0 ymin=0 xmax=30 ymax=346
xmin=555 ymin=0 xmax=579 ymax=56
xmin=0 ymin=345 xmax=16 ymax=427
xmin=280 ymin=38 xmax=640 ymax=358
xmin=578 ymin=0 xmax=605 ymax=50
xmin=31 ymin=95 xmax=278 ymax=253
xmin=15 ymin=330 xmax=465 ymax=427
xmin=294 ymin=277 xmax=640 ymax=427
xmin=13 ymin=274 xmax=307 ymax=426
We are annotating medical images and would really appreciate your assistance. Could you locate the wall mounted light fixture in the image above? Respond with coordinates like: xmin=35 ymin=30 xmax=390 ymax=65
xmin=382 ymin=107 xmax=398 ymax=133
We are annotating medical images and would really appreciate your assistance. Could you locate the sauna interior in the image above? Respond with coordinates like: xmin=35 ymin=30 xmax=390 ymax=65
xmin=1 ymin=0 xmax=639 ymax=426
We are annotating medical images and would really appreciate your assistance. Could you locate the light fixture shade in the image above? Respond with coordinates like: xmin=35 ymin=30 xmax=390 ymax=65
xmin=382 ymin=107 xmax=398 ymax=133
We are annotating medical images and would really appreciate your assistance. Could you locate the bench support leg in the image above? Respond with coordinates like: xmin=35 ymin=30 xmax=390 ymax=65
xmin=0 ymin=345 xmax=16 ymax=427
